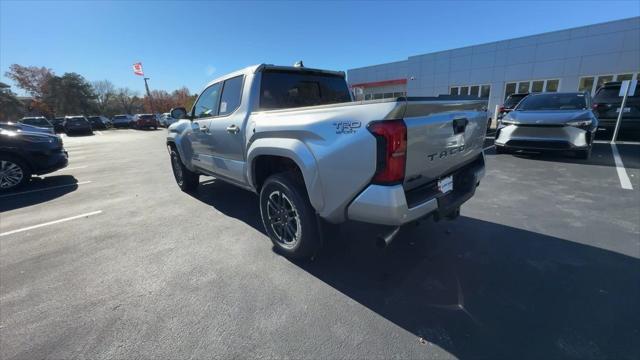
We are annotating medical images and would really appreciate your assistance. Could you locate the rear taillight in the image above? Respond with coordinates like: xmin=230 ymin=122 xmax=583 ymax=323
xmin=592 ymin=103 xmax=600 ymax=110
xmin=368 ymin=120 xmax=407 ymax=185
xmin=499 ymin=106 xmax=505 ymax=113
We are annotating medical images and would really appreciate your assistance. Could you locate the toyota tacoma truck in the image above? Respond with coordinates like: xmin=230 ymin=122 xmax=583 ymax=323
xmin=167 ymin=64 xmax=487 ymax=259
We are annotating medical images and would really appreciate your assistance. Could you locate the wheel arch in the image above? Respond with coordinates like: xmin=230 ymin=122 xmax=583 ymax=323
xmin=247 ymin=138 xmax=324 ymax=212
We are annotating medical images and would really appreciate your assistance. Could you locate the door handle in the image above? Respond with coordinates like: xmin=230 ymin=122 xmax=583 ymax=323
xmin=200 ymin=125 xmax=210 ymax=134
xmin=226 ymin=124 xmax=240 ymax=134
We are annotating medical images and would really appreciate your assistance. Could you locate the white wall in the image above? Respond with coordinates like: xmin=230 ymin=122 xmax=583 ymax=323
xmin=347 ymin=17 xmax=640 ymax=117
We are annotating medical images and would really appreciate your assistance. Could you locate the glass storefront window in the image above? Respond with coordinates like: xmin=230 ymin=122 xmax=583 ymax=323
xmin=460 ymin=86 xmax=469 ymax=95
xmin=505 ymin=83 xmax=516 ymax=99
xmin=450 ymin=87 xmax=459 ymax=96
xmin=531 ymin=80 xmax=544 ymax=93
xmin=546 ymin=79 xmax=559 ymax=92
xmin=578 ymin=77 xmax=594 ymax=92
xmin=480 ymin=85 xmax=491 ymax=98
xmin=617 ymin=74 xmax=633 ymax=81
xmin=517 ymin=82 xmax=530 ymax=94
xmin=469 ymin=86 xmax=479 ymax=97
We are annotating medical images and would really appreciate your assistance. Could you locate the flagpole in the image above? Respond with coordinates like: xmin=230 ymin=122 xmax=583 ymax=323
xmin=143 ymin=77 xmax=154 ymax=114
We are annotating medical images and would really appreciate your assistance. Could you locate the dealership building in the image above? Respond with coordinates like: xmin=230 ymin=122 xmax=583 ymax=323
xmin=347 ymin=17 xmax=640 ymax=118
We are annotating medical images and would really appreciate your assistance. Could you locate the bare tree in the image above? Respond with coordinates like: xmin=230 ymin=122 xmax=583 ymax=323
xmin=116 ymin=87 xmax=138 ymax=114
xmin=92 ymin=80 xmax=115 ymax=114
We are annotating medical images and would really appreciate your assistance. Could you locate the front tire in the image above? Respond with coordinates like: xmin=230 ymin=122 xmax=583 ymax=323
xmin=576 ymin=147 xmax=592 ymax=160
xmin=0 ymin=155 xmax=31 ymax=192
xmin=259 ymin=173 xmax=320 ymax=259
xmin=170 ymin=149 xmax=199 ymax=192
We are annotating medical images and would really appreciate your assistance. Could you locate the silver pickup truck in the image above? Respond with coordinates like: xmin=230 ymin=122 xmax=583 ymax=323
xmin=167 ymin=64 xmax=487 ymax=259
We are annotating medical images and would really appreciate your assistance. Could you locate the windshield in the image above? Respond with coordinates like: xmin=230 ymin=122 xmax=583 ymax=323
xmin=114 ymin=115 xmax=127 ymax=120
xmin=22 ymin=118 xmax=50 ymax=127
xmin=516 ymin=93 xmax=587 ymax=111
xmin=259 ymin=70 xmax=351 ymax=110
xmin=504 ymin=95 xmax=527 ymax=108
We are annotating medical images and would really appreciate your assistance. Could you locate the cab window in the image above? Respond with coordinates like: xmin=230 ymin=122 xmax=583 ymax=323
xmin=219 ymin=76 xmax=243 ymax=116
xmin=193 ymin=82 xmax=222 ymax=119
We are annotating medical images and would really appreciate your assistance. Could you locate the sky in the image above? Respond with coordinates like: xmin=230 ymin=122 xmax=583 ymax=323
xmin=1 ymin=0 xmax=639 ymax=96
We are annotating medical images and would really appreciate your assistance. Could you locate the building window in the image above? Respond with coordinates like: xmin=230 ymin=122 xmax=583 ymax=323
xmin=578 ymin=77 xmax=594 ymax=92
xmin=449 ymin=84 xmax=490 ymax=98
xmin=578 ymin=73 xmax=638 ymax=94
xmin=504 ymin=79 xmax=560 ymax=99
xmin=480 ymin=85 xmax=491 ymax=98
xmin=531 ymin=80 xmax=544 ymax=93
xmin=364 ymin=94 xmax=372 ymax=100
xmin=505 ymin=83 xmax=517 ymax=98
xmin=393 ymin=92 xmax=405 ymax=97
xmin=546 ymin=79 xmax=559 ymax=92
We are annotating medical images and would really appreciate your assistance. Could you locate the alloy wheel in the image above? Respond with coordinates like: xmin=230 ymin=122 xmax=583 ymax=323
xmin=266 ymin=190 xmax=301 ymax=248
xmin=0 ymin=160 xmax=24 ymax=189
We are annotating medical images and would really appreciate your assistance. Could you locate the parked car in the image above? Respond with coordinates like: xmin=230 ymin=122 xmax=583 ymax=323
xmin=63 ymin=116 xmax=93 ymax=135
xmin=2 ymin=121 xmax=54 ymax=135
xmin=159 ymin=113 xmax=177 ymax=127
xmin=0 ymin=122 xmax=68 ymax=191
xmin=51 ymin=117 xmax=66 ymax=133
xmin=498 ymin=93 xmax=529 ymax=120
xmin=112 ymin=114 xmax=133 ymax=128
xmin=19 ymin=116 xmax=54 ymax=132
xmin=87 ymin=115 xmax=113 ymax=130
xmin=167 ymin=64 xmax=487 ymax=259
xmin=495 ymin=92 xmax=597 ymax=159
xmin=592 ymin=81 xmax=640 ymax=137
xmin=133 ymin=114 xmax=159 ymax=130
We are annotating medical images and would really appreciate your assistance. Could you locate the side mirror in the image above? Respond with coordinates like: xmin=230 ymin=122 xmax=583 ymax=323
xmin=170 ymin=107 xmax=189 ymax=120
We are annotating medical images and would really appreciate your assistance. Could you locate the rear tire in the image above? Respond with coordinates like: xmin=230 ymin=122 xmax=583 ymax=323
xmin=259 ymin=173 xmax=320 ymax=259
xmin=170 ymin=149 xmax=199 ymax=192
xmin=0 ymin=155 xmax=31 ymax=192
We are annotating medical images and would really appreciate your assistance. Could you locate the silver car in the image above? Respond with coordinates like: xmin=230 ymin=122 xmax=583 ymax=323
xmin=495 ymin=92 xmax=598 ymax=159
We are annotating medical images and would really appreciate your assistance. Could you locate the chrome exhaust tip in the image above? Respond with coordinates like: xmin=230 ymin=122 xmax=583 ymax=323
xmin=376 ymin=226 xmax=401 ymax=248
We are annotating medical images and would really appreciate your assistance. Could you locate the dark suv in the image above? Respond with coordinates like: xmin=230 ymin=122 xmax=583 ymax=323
xmin=63 ymin=116 xmax=93 ymax=135
xmin=0 ymin=123 xmax=68 ymax=191
xmin=592 ymin=81 xmax=640 ymax=138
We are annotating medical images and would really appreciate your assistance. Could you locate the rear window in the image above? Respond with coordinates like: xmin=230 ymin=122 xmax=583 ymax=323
xmin=594 ymin=85 xmax=640 ymax=104
xmin=517 ymin=93 xmax=588 ymax=111
xmin=67 ymin=118 xmax=87 ymax=124
xmin=22 ymin=118 xmax=50 ymax=127
xmin=259 ymin=70 xmax=351 ymax=110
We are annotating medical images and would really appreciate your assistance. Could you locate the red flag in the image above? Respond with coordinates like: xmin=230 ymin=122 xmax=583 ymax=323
xmin=133 ymin=62 xmax=144 ymax=76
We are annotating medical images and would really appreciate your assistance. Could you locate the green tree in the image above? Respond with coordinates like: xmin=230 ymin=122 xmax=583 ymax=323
xmin=45 ymin=73 xmax=96 ymax=116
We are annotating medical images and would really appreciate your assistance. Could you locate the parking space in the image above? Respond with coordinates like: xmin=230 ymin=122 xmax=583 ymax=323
xmin=1 ymin=130 xmax=639 ymax=359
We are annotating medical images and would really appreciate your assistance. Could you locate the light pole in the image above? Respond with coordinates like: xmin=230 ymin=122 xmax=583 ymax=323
xmin=143 ymin=77 xmax=155 ymax=114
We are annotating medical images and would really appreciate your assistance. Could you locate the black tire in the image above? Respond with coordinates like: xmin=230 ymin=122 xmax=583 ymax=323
xmin=495 ymin=145 xmax=508 ymax=154
xmin=259 ymin=173 xmax=320 ymax=259
xmin=577 ymin=147 xmax=592 ymax=160
xmin=170 ymin=149 xmax=199 ymax=192
xmin=0 ymin=155 xmax=31 ymax=192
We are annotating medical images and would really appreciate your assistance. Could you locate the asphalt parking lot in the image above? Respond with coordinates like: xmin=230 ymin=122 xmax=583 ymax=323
xmin=1 ymin=129 xmax=639 ymax=359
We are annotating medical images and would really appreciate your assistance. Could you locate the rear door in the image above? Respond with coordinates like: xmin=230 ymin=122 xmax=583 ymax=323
xmin=402 ymin=100 xmax=487 ymax=191
xmin=206 ymin=75 xmax=246 ymax=183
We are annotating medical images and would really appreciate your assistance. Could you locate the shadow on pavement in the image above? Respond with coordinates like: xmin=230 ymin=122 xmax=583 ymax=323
xmin=0 ymin=175 xmax=80 ymax=212
xmin=189 ymin=179 xmax=639 ymax=359
xmin=484 ymin=139 xmax=640 ymax=170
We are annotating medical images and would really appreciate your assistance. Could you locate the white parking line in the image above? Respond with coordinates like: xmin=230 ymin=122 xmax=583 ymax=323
xmin=0 ymin=210 xmax=103 ymax=237
xmin=0 ymin=181 xmax=92 ymax=198
xmin=95 ymin=131 xmax=103 ymax=135
xmin=594 ymin=140 xmax=640 ymax=145
xmin=59 ymin=165 xmax=89 ymax=171
xmin=610 ymin=144 xmax=633 ymax=190
xmin=483 ymin=145 xmax=495 ymax=151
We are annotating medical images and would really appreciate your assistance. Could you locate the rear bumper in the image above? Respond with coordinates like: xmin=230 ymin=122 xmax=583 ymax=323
xmin=495 ymin=124 xmax=593 ymax=150
xmin=347 ymin=154 xmax=485 ymax=226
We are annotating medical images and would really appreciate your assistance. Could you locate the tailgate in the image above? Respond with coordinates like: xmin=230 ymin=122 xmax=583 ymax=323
xmin=401 ymin=99 xmax=488 ymax=191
